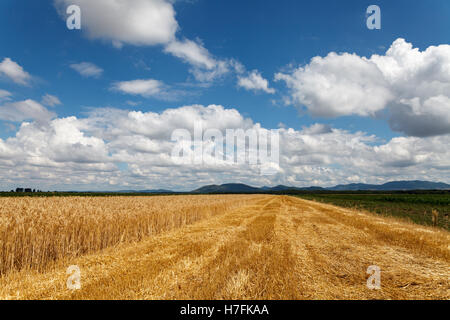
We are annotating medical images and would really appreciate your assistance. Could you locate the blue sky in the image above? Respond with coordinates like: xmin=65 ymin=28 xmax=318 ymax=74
xmin=0 ymin=0 xmax=449 ymax=191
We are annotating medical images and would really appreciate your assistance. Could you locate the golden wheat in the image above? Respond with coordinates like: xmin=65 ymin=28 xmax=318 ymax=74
xmin=0 ymin=195 xmax=263 ymax=275
xmin=0 ymin=195 xmax=448 ymax=300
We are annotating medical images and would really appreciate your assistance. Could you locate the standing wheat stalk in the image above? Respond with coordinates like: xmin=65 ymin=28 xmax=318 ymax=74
xmin=0 ymin=195 xmax=263 ymax=275
xmin=431 ymin=209 xmax=439 ymax=227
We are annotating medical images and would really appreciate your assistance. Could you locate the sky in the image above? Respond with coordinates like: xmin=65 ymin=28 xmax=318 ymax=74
xmin=0 ymin=0 xmax=449 ymax=191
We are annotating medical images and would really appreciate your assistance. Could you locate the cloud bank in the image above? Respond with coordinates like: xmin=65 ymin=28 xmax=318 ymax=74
xmin=1 ymin=104 xmax=449 ymax=191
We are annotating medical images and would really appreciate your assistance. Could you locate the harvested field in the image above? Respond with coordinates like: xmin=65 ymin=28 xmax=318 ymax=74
xmin=0 ymin=195 xmax=448 ymax=300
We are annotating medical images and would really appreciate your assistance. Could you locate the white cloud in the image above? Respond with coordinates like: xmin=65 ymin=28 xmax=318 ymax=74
xmin=54 ymin=0 xmax=240 ymax=84
xmin=165 ymin=39 xmax=217 ymax=70
xmin=238 ymin=70 xmax=275 ymax=94
xmin=0 ymin=89 xmax=12 ymax=101
xmin=373 ymin=135 xmax=450 ymax=169
xmin=87 ymin=104 xmax=251 ymax=141
xmin=165 ymin=39 xmax=233 ymax=82
xmin=300 ymin=123 xmax=332 ymax=135
xmin=111 ymin=79 xmax=164 ymax=97
xmin=45 ymin=117 xmax=110 ymax=164
xmin=0 ymin=99 xmax=55 ymax=123
xmin=111 ymin=79 xmax=194 ymax=101
xmin=70 ymin=62 xmax=103 ymax=78
xmin=0 ymin=58 xmax=32 ymax=85
xmin=189 ymin=60 xmax=231 ymax=83
xmin=0 ymin=117 xmax=112 ymax=184
xmin=276 ymin=39 xmax=450 ymax=137
xmin=1 ymin=104 xmax=449 ymax=191
xmin=0 ymin=138 xmax=19 ymax=160
xmin=54 ymin=0 xmax=178 ymax=47
xmin=275 ymin=53 xmax=391 ymax=117
xmin=41 ymin=94 xmax=62 ymax=107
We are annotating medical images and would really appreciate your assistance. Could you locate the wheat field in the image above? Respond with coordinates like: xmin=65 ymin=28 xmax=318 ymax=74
xmin=0 ymin=195 xmax=262 ymax=274
xmin=0 ymin=195 xmax=449 ymax=300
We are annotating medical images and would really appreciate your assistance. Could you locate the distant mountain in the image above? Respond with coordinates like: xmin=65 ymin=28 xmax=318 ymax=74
xmin=116 ymin=189 xmax=174 ymax=194
xmin=329 ymin=180 xmax=450 ymax=191
xmin=192 ymin=183 xmax=262 ymax=193
xmin=95 ymin=180 xmax=450 ymax=195
xmin=267 ymin=185 xmax=300 ymax=192
xmin=191 ymin=180 xmax=450 ymax=193
xmin=299 ymin=186 xmax=327 ymax=191
xmin=268 ymin=185 xmax=325 ymax=192
xmin=379 ymin=181 xmax=450 ymax=190
xmin=329 ymin=183 xmax=380 ymax=191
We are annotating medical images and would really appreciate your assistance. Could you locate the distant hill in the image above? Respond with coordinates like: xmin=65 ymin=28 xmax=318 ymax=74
xmin=328 ymin=180 xmax=450 ymax=191
xmin=105 ymin=180 xmax=450 ymax=194
xmin=191 ymin=180 xmax=450 ymax=193
xmin=268 ymin=185 xmax=325 ymax=192
xmin=192 ymin=183 xmax=262 ymax=193
xmin=116 ymin=189 xmax=174 ymax=194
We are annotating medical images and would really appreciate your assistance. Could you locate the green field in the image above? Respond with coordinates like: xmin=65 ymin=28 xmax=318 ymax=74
xmin=296 ymin=193 xmax=450 ymax=230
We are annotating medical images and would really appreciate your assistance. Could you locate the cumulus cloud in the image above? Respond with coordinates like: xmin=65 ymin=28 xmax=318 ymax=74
xmin=374 ymin=135 xmax=450 ymax=169
xmin=275 ymin=53 xmax=391 ymax=117
xmin=276 ymin=39 xmax=450 ymax=137
xmin=238 ymin=70 xmax=275 ymax=94
xmin=44 ymin=117 xmax=110 ymax=164
xmin=0 ymin=99 xmax=55 ymax=123
xmin=0 ymin=58 xmax=32 ymax=85
xmin=1 ymin=104 xmax=449 ymax=191
xmin=70 ymin=62 xmax=103 ymax=78
xmin=41 ymin=94 xmax=62 ymax=107
xmin=86 ymin=104 xmax=251 ymax=141
xmin=54 ymin=0 xmax=178 ymax=47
